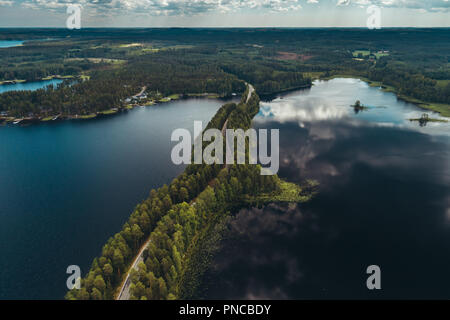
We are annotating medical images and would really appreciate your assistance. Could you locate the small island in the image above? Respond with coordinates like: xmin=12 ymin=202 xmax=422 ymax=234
xmin=409 ymin=113 xmax=448 ymax=126
xmin=351 ymin=100 xmax=368 ymax=113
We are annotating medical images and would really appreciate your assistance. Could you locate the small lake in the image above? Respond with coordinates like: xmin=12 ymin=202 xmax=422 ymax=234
xmin=0 ymin=40 xmax=24 ymax=48
xmin=0 ymin=97 xmax=235 ymax=299
xmin=200 ymin=78 xmax=450 ymax=299
xmin=0 ymin=79 xmax=63 ymax=94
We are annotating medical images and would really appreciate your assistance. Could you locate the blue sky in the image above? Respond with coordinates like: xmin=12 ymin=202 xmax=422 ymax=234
xmin=0 ymin=0 xmax=448 ymax=27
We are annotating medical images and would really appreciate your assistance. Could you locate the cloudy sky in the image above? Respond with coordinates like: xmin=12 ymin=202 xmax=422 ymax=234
xmin=0 ymin=0 xmax=448 ymax=27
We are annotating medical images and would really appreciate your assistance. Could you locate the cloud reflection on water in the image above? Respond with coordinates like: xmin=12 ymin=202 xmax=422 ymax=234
xmin=200 ymin=78 xmax=450 ymax=299
xmin=257 ymin=78 xmax=449 ymax=136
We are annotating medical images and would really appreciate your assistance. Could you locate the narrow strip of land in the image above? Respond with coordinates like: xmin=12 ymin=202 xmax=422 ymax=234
xmin=115 ymin=84 xmax=254 ymax=300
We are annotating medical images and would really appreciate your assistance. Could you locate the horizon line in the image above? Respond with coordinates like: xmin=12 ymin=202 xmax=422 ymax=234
xmin=0 ymin=26 xmax=449 ymax=29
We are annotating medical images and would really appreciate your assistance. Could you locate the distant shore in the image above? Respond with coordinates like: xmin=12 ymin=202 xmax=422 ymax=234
xmin=0 ymin=75 xmax=81 ymax=86
xmin=0 ymin=92 xmax=236 ymax=126
xmin=320 ymin=74 xmax=450 ymax=118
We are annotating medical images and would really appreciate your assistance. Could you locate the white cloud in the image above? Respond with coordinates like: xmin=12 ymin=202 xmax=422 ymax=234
xmin=336 ymin=0 xmax=450 ymax=12
xmin=19 ymin=0 xmax=305 ymax=15
xmin=0 ymin=0 xmax=13 ymax=6
xmin=15 ymin=0 xmax=450 ymax=16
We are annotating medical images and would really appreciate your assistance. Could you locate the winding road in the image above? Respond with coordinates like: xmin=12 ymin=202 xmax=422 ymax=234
xmin=246 ymin=83 xmax=255 ymax=103
xmin=116 ymin=238 xmax=151 ymax=300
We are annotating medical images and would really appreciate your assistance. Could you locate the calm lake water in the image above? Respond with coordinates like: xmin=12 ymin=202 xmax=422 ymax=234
xmin=0 ymin=98 xmax=234 ymax=299
xmin=201 ymin=78 xmax=450 ymax=299
xmin=0 ymin=79 xmax=63 ymax=94
xmin=0 ymin=40 xmax=23 ymax=48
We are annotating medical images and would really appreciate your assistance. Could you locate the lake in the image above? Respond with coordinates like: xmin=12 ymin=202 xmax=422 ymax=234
xmin=0 ymin=40 xmax=24 ymax=48
xmin=0 ymin=97 xmax=235 ymax=299
xmin=0 ymin=79 xmax=63 ymax=94
xmin=200 ymin=78 xmax=450 ymax=299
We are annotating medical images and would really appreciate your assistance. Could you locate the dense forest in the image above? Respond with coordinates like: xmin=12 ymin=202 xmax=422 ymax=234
xmin=366 ymin=65 xmax=450 ymax=104
xmin=0 ymin=55 xmax=245 ymax=118
xmin=1 ymin=28 xmax=448 ymax=119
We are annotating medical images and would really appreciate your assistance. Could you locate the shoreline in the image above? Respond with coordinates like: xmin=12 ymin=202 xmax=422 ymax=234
xmin=0 ymin=93 xmax=238 ymax=126
xmin=0 ymin=75 xmax=76 ymax=86
xmin=319 ymin=74 xmax=450 ymax=118
xmin=259 ymin=83 xmax=312 ymax=101
xmin=5 ymin=74 xmax=446 ymax=127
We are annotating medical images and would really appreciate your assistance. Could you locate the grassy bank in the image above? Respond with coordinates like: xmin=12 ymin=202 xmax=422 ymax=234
xmin=0 ymin=79 xmax=26 ymax=85
xmin=245 ymin=179 xmax=318 ymax=205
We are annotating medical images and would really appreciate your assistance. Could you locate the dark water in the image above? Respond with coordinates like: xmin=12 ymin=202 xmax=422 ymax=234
xmin=0 ymin=79 xmax=63 ymax=94
xmin=202 ymin=78 xmax=450 ymax=299
xmin=0 ymin=98 xmax=234 ymax=299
